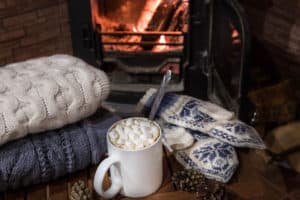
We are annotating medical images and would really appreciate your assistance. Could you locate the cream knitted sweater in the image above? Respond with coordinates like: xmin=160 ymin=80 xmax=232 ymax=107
xmin=0 ymin=54 xmax=110 ymax=145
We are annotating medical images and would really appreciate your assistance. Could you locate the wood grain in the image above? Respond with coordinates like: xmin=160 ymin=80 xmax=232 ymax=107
xmin=2 ymin=151 xmax=298 ymax=200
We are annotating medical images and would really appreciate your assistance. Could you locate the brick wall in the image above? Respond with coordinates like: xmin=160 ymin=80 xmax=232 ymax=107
xmin=0 ymin=0 xmax=72 ymax=66
xmin=241 ymin=0 xmax=300 ymax=79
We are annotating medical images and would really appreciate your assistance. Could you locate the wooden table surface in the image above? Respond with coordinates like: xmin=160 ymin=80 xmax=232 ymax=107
xmin=1 ymin=150 xmax=300 ymax=200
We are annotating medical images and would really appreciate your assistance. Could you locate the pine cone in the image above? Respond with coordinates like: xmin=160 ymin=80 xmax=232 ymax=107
xmin=172 ymin=169 xmax=227 ymax=200
xmin=69 ymin=180 xmax=92 ymax=200
xmin=172 ymin=169 xmax=206 ymax=192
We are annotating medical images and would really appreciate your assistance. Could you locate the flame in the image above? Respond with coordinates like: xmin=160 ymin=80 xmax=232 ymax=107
xmin=89 ymin=0 xmax=181 ymax=52
xmin=159 ymin=35 xmax=166 ymax=44
xmin=231 ymin=28 xmax=241 ymax=45
xmin=232 ymin=29 xmax=239 ymax=39
xmin=153 ymin=35 xmax=167 ymax=52
xmin=133 ymin=26 xmax=137 ymax=32
xmin=90 ymin=0 xmax=101 ymax=30
xmin=136 ymin=0 xmax=162 ymax=32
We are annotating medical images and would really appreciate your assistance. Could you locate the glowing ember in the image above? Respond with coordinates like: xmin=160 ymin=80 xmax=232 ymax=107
xmin=231 ymin=28 xmax=241 ymax=45
xmin=232 ymin=29 xmax=239 ymax=38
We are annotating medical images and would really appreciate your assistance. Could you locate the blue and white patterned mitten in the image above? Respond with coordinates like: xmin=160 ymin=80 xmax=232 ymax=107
xmin=156 ymin=119 xmax=195 ymax=151
xmin=174 ymin=132 xmax=210 ymax=169
xmin=137 ymin=88 xmax=234 ymax=132
xmin=175 ymin=132 xmax=238 ymax=183
xmin=208 ymin=120 xmax=266 ymax=149
xmin=189 ymin=137 xmax=239 ymax=183
xmin=137 ymin=88 xmax=265 ymax=149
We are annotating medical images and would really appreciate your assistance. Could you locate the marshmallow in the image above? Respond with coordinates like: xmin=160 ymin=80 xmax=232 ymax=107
xmin=109 ymin=130 xmax=119 ymax=141
xmin=115 ymin=125 xmax=123 ymax=134
xmin=124 ymin=118 xmax=134 ymax=126
xmin=109 ymin=118 xmax=160 ymax=150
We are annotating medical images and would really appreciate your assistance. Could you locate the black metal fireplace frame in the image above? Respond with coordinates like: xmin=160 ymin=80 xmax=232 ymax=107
xmin=68 ymin=0 xmax=251 ymax=119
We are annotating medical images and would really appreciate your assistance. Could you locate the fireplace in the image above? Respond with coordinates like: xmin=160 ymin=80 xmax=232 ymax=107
xmin=68 ymin=0 xmax=250 ymax=118
xmin=89 ymin=0 xmax=188 ymax=92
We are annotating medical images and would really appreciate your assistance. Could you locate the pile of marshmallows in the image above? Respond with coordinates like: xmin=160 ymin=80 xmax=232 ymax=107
xmin=109 ymin=118 xmax=160 ymax=150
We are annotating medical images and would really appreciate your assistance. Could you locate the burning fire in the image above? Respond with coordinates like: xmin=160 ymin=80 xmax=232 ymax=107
xmin=231 ymin=26 xmax=241 ymax=45
xmin=90 ymin=0 xmax=101 ymax=30
xmin=133 ymin=27 xmax=137 ymax=32
xmin=153 ymin=35 xmax=167 ymax=52
xmin=90 ymin=0 xmax=186 ymax=52
xmin=136 ymin=0 xmax=162 ymax=32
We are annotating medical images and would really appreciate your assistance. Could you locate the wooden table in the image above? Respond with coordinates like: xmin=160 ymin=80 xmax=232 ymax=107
xmin=1 ymin=150 xmax=300 ymax=200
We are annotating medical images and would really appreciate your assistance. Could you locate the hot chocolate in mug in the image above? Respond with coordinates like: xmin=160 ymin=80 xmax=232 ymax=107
xmin=93 ymin=117 xmax=163 ymax=198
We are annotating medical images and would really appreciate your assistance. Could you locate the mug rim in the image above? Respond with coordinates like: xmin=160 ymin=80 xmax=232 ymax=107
xmin=106 ymin=117 xmax=162 ymax=152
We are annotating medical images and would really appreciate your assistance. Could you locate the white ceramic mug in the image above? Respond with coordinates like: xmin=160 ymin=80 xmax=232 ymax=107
xmin=93 ymin=118 xmax=163 ymax=199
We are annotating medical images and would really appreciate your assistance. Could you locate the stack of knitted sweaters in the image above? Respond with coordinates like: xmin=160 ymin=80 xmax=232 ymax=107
xmin=0 ymin=55 xmax=119 ymax=192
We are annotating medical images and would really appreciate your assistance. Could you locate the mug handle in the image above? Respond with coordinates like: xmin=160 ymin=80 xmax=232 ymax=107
xmin=93 ymin=156 xmax=122 ymax=199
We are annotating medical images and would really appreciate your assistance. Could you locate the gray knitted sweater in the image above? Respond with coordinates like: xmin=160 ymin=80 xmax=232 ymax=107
xmin=0 ymin=109 xmax=120 ymax=192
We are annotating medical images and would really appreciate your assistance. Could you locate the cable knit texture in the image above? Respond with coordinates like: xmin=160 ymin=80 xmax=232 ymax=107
xmin=0 ymin=109 xmax=121 ymax=192
xmin=0 ymin=54 xmax=110 ymax=146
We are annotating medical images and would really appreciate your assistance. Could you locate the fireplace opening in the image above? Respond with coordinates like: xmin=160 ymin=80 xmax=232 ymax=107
xmin=90 ymin=0 xmax=187 ymax=53
xmin=88 ymin=0 xmax=189 ymax=95
xmin=68 ymin=0 xmax=250 ymax=117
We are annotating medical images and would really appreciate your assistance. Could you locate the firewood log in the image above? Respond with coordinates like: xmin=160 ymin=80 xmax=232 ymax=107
xmin=168 ymin=1 xmax=189 ymax=32
xmin=141 ymin=0 xmax=181 ymax=50
xmin=136 ymin=0 xmax=163 ymax=32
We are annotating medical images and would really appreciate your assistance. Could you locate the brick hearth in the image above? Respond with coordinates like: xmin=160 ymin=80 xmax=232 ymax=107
xmin=0 ymin=0 xmax=72 ymax=66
